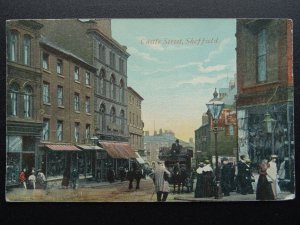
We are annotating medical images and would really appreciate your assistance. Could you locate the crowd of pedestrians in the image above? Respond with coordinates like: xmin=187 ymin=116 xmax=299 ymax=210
xmin=194 ymin=154 xmax=283 ymax=200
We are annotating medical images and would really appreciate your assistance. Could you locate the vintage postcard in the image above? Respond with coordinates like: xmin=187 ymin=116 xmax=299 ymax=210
xmin=5 ymin=18 xmax=295 ymax=202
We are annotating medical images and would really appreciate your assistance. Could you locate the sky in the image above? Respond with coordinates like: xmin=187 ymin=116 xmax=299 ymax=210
xmin=111 ymin=19 xmax=236 ymax=142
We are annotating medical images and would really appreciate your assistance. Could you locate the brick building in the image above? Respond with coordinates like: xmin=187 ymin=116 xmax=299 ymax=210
xmin=36 ymin=19 xmax=136 ymax=175
xmin=236 ymin=19 xmax=294 ymax=178
xmin=6 ymin=20 xmax=44 ymax=186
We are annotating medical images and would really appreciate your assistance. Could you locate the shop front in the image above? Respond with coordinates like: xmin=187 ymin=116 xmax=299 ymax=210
xmin=6 ymin=121 xmax=43 ymax=187
xmin=41 ymin=144 xmax=82 ymax=184
xmin=99 ymin=141 xmax=137 ymax=180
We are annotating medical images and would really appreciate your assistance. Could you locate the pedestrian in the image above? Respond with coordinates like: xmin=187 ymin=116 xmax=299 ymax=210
xmin=221 ymin=158 xmax=232 ymax=196
xmin=237 ymin=155 xmax=248 ymax=195
xmin=107 ymin=166 xmax=115 ymax=183
xmin=153 ymin=161 xmax=171 ymax=202
xmin=19 ymin=168 xmax=27 ymax=189
xmin=71 ymin=168 xmax=79 ymax=189
xmin=61 ymin=170 xmax=70 ymax=189
xmin=194 ymin=162 xmax=205 ymax=198
xmin=28 ymin=172 xmax=36 ymax=189
xmin=202 ymin=160 xmax=214 ymax=197
xmin=267 ymin=155 xmax=280 ymax=199
xmin=256 ymin=160 xmax=275 ymax=200
xmin=36 ymin=169 xmax=47 ymax=189
xmin=245 ymin=159 xmax=254 ymax=194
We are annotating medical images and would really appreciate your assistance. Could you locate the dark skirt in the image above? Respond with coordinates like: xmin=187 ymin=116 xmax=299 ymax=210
xmin=203 ymin=171 xmax=214 ymax=197
xmin=195 ymin=174 xmax=205 ymax=198
xmin=256 ymin=174 xmax=275 ymax=200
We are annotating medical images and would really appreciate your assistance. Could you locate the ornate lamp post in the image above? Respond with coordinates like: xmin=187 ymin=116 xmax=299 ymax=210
xmin=263 ymin=112 xmax=277 ymax=155
xmin=206 ymin=91 xmax=224 ymax=199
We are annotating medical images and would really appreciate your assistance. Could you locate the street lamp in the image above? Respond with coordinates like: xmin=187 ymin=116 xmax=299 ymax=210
xmin=206 ymin=94 xmax=224 ymax=199
xmin=263 ymin=112 xmax=277 ymax=155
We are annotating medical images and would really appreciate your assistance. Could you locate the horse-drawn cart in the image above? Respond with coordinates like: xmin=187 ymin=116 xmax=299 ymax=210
xmin=158 ymin=146 xmax=194 ymax=193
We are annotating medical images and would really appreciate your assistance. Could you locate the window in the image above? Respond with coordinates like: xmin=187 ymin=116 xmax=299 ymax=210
xmin=57 ymin=86 xmax=63 ymax=106
xmin=74 ymin=93 xmax=80 ymax=111
xmin=120 ymin=110 xmax=125 ymax=134
xmin=23 ymin=35 xmax=31 ymax=65
xmin=56 ymin=59 xmax=63 ymax=74
xmin=85 ymin=96 xmax=90 ymax=113
xmin=85 ymin=124 xmax=90 ymax=141
xmin=110 ymin=75 xmax=116 ymax=99
xmin=100 ymin=70 xmax=106 ymax=96
xmin=99 ymin=44 xmax=106 ymax=62
xmin=42 ymin=118 xmax=50 ymax=141
xmin=42 ymin=52 xmax=49 ymax=70
xmin=24 ymin=86 xmax=33 ymax=118
xmin=119 ymin=58 xmax=125 ymax=74
xmin=257 ymin=29 xmax=267 ymax=82
xmin=109 ymin=52 xmax=115 ymax=68
xmin=9 ymin=83 xmax=19 ymax=116
xmin=119 ymin=79 xmax=124 ymax=103
xmin=8 ymin=31 xmax=18 ymax=62
xmin=85 ymin=71 xmax=91 ymax=85
xmin=57 ymin=120 xmax=63 ymax=141
xmin=43 ymin=82 xmax=50 ymax=104
xmin=74 ymin=66 xmax=79 ymax=81
xmin=99 ymin=104 xmax=106 ymax=132
xmin=110 ymin=107 xmax=116 ymax=123
xmin=75 ymin=122 xmax=80 ymax=143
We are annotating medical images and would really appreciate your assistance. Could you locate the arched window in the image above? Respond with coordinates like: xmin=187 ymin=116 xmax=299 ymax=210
xmin=110 ymin=75 xmax=116 ymax=100
xmin=119 ymin=79 xmax=125 ymax=103
xmin=110 ymin=106 xmax=116 ymax=123
xmin=24 ymin=85 xmax=33 ymax=118
xmin=99 ymin=104 xmax=106 ymax=132
xmin=9 ymin=83 xmax=19 ymax=116
xmin=100 ymin=69 xmax=106 ymax=96
xmin=23 ymin=35 xmax=31 ymax=65
xmin=8 ymin=30 xmax=18 ymax=62
xmin=120 ymin=110 xmax=125 ymax=134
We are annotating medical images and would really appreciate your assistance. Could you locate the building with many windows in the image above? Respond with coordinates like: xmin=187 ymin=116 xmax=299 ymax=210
xmin=36 ymin=19 xmax=136 ymax=176
xmin=127 ymin=87 xmax=145 ymax=164
xmin=236 ymin=19 xmax=294 ymax=190
xmin=6 ymin=20 xmax=44 ymax=186
xmin=38 ymin=37 xmax=98 ymax=182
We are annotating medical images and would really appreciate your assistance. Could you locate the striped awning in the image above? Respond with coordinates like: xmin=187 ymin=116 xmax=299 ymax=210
xmin=135 ymin=152 xmax=145 ymax=164
xmin=99 ymin=141 xmax=137 ymax=159
xmin=77 ymin=145 xmax=103 ymax=150
xmin=45 ymin=144 xmax=81 ymax=151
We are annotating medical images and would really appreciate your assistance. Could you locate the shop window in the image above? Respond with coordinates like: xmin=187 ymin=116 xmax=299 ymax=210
xmin=47 ymin=151 xmax=66 ymax=177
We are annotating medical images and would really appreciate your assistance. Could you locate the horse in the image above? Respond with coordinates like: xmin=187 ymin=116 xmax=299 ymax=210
xmin=171 ymin=164 xmax=189 ymax=194
xmin=127 ymin=163 xmax=143 ymax=190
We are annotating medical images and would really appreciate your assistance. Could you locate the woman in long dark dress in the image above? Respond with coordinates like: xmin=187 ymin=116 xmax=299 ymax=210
xmin=256 ymin=160 xmax=275 ymax=200
xmin=195 ymin=163 xmax=205 ymax=198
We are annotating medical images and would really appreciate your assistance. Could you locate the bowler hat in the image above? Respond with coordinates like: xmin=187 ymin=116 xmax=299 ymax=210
xmin=271 ymin=154 xmax=278 ymax=159
xmin=204 ymin=160 xmax=210 ymax=164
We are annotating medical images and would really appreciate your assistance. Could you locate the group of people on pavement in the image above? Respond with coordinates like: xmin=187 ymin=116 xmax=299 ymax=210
xmin=61 ymin=168 xmax=79 ymax=189
xmin=194 ymin=154 xmax=281 ymax=200
xmin=19 ymin=168 xmax=47 ymax=190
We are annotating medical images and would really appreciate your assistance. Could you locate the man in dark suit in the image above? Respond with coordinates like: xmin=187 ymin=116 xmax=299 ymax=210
xmin=171 ymin=139 xmax=181 ymax=157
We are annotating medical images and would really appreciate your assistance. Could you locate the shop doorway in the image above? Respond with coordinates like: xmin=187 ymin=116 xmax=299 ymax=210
xmin=22 ymin=153 xmax=35 ymax=176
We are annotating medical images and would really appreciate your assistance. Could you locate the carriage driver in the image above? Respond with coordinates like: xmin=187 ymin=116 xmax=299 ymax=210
xmin=171 ymin=139 xmax=181 ymax=156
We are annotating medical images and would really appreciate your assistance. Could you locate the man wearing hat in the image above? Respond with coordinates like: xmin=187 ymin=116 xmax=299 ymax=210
xmin=171 ymin=139 xmax=181 ymax=157
xmin=267 ymin=155 xmax=279 ymax=198
xmin=221 ymin=157 xmax=232 ymax=196
xmin=245 ymin=159 xmax=254 ymax=194
xmin=153 ymin=161 xmax=171 ymax=202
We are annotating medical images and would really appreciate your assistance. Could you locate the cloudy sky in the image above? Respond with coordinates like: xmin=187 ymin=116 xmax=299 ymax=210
xmin=112 ymin=19 xmax=236 ymax=142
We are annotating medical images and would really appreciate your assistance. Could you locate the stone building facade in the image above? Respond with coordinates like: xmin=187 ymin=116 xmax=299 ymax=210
xmin=127 ymin=87 xmax=144 ymax=158
xmin=6 ymin=20 xmax=44 ymax=186
xmin=236 ymin=19 xmax=294 ymax=181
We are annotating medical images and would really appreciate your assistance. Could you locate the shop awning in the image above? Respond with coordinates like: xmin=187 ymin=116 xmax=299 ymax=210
xmin=99 ymin=141 xmax=137 ymax=159
xmin=45 ymin=144 xmax=81 ymax=151
xmin=77 ymin=145 xmax=103 ymax=150
xmin=135 ymin=152 xmax=145 ymax=164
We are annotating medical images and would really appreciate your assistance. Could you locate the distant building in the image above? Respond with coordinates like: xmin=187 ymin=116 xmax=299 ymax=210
xmin=144 ymin=130 xmax=193 ymax=164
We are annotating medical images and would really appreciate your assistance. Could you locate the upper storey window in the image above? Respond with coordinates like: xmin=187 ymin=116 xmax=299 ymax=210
xmin=257 ymin=29 xmax=267 ymax=82
xmin=23 ymin=35 xmax=31 ymax=65
xmin=8 ymin=31 xmax=18 ymax=62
